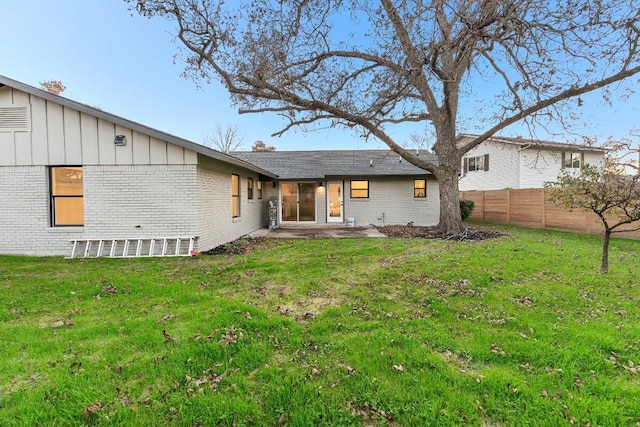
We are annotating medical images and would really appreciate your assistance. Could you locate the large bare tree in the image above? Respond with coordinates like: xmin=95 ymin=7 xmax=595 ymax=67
xmin=129 ymin=0 xmax=640 ymax=233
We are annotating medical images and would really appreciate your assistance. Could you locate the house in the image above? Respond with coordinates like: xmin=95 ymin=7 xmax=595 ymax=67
xmin=0 ymin=75 xmax=440 ymax=257
xmin=458 ymin=134 xmax=607 ymax=191
xmin=232 ymin=150 xmax=439 ymax=227
xmin=0 ymin=75 xmax=275 ymax=256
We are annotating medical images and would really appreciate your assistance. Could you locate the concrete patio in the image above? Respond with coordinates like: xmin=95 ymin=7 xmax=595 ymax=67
xmin=248 ymin=225 xmax=387 ymax=239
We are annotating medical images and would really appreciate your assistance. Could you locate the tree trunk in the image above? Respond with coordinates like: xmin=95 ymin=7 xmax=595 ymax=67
xmin=434 ymin=168 xmax=464 ymax=234
xmin=600 ymin=229 xmax=611 ymax=273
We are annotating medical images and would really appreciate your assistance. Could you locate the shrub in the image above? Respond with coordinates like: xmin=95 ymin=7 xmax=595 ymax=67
xmin=460 ymin=199 xmax=475 ymax=220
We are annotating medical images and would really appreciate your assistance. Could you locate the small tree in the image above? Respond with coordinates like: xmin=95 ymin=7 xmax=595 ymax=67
xmin=251 ymin=140 xmax=276 ymax=152
xmin=546 ymin=164 xmax=640 ymax=273
xmin=39 ymin=80 xmax=66 ymax=95
xmin=202 ymin=124 xmax=245 ymax=153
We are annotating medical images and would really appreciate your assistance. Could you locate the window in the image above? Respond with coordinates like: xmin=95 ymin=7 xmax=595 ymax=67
xmin=468 ymin=155 xmax=484 ymax=171
xmin=50 ymin=166 xmax=84 ymax=226
xmin=350 ymin=180 xmax=369 ymax=198
xmin=257 ymin=181 xmax=263 ymax=199
xmin=231 ymin=174 xmax=240 ymax=217
xmin=247 ymin=178 xmax=254 ymax=200
xmin=414 ymin=179 xmax=426 ymax=198
xmin=563 ymin=152 xmax=582 ymax=169
xmin=464 ymin=154 xmax=489 ymax=173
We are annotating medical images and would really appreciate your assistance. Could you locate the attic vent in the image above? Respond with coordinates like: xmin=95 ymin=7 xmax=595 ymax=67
xmin=0 ymin=106 xmax=30 ymax=131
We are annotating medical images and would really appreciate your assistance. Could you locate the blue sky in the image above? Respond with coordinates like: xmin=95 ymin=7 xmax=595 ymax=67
xmin=2 ymin=0 xmax=638 ymax=150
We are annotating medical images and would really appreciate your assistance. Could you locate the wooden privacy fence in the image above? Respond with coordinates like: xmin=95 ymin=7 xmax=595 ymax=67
xmin=460 ymin=188 xmax=640 ymax=239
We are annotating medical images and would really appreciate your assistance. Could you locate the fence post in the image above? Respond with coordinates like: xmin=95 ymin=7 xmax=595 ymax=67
xmin=506 ymin=189 xmax=511 ymax=224
xmin=541 ymin=189 xmax=546 ymax=229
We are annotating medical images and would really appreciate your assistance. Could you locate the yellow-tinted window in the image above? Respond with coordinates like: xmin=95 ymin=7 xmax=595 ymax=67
xmin=231 ymin=174 xmax=240 ymax=217
xmin=51 ymin=166 xmax=84 ymax=226
xmin=414 ymin=179 xmax=426 ymax=198
xmin=350 ymin=180 xmax=369 ymax=198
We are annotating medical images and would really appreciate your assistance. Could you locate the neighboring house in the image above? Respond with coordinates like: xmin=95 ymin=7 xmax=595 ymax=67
xmin=233 ymin=150 xmax=439 ymax=228
xmin=0 ymin=75 xmax=275 ymax=256
xmin=458 ymin=134 xmax=606 ymax=191
xmin=0 ymin=75 xmax=440 ymax=256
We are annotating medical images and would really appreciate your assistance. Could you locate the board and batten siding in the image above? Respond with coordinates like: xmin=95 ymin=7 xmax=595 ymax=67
xmin=0 ymin=86 xmax=197 ymax=166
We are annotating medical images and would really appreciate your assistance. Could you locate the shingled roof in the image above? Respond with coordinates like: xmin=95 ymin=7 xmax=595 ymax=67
xmin=232 ymin=150 xmax=436 ymax=180
xmin=458 ymin=134 xmax=608 ymax=152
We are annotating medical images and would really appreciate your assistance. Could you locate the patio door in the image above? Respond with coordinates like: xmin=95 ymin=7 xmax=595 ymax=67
xmin=327 ymin=181 xmax=343 ymax=223
xmin=281 ymin=183 xmax=316 ymax=223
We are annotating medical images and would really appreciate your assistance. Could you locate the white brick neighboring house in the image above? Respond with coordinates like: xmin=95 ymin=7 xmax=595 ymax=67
xmin=0 ymin=75 xmax=275 ymax=256
xmin=458 ymin=134 xmax=606 ymax=191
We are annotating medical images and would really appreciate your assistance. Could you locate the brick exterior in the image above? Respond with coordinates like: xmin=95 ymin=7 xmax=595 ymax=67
xmin=0 ymin=165 xmax=200 ymax=256
xmin=196 ymin=157 xmax=266 ymax=252
xmin=344 ymin=177 xmax=439 ymax=227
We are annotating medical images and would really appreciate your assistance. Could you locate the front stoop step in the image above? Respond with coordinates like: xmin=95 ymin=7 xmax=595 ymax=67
xmin=68 ymin=237 xmax=196 ymax=259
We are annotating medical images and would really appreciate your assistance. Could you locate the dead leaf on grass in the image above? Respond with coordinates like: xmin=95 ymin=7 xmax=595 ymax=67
xmin=69 ymin=361 xmax=83 ymax=375
xmin=82 ymin=401 xmax=103 ymax=418
xmin=490 ymin=344 xmax=509 ymax=357
xmin=348 ymin=401 xmax=394 ymax=425
xmin=278 ymin=412 xmax=288 ymax=425
xmin=277 ymin=306 xmax=290 ymax=315
xmin=101 ymin=284 xmax=118 ymax=295
xmin=219 ymin=326 xmax=243 ymax=345
xmin=162 ymin=329 xmax=177 ymax=343
xmin=157 ymin=314 xmax=175 ymax=323
xmin=185 ymin=369 xmax=225 ymax=394
xmin=512 ymin=296 xmax=535 ymax=306
xmin=339 ymin=363 xmax=356 ymax=375
xmin=51 ymin=319 xmax=73 ymax=328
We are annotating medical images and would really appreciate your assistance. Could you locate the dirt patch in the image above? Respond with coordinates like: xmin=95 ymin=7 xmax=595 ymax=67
xmin=204 ymin=237 xmax=270 ymax=255
xmin=376 ymin=225 xmax=506 ymax=241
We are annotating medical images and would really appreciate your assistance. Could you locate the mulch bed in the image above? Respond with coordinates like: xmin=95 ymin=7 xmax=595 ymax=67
xmin=375 ymin=225 xmax=507 ymax=241
xmin=204 ymin=237 xmax=270 ymax=255
xmin=206 ymin=225 xmax=506 ymax=255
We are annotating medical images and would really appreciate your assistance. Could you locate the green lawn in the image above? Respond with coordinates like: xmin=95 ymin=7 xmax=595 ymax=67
xmin=1 ymin=226 xmax=639 ymax=426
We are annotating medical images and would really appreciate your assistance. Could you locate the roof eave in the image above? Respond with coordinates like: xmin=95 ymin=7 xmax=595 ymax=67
xmin=0 ymin=75 xmax=277 ymax=178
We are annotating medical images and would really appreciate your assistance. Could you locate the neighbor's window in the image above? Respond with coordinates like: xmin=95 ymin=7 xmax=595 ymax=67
xmin=350 ymin=180 xmax=369 ymax=198
xmin=50 ymin=166 xmax=84 ymax=226
xmin=231 ymin=174 xmax=240 ymax=217
xmin=257 ymin=181 xmax=263 ymax=199
xmin=468 ymin=155 xmax=484 ymax=172
xmin=247 ymin=178 xmax=254 ymax=200
xmin=414 ymin=179 xmax=426 ymax=198
xmin=563 ymin=152 xmax=582 ymax=169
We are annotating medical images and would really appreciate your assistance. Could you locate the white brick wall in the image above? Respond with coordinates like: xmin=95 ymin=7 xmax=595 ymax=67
xmin=196 ymin=157 xmax=266 ymax=251
xmin=0 ymin=166 xmax=84 ymax=255
xmin=0 ymin=165 xmax=200 ymax=256
xmin=344 ymin=177 xmax=439 ymax=227
xmin=83 ymin=165 xmax=199 ymax=239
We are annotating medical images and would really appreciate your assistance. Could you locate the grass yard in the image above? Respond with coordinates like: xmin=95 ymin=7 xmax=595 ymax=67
xmin=1 ymin=225 xmax=639 ymax=426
